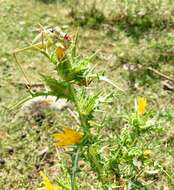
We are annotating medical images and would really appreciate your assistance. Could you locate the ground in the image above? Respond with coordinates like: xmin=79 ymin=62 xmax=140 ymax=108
xmin=0 ymin=0 xmax=174 ymax=189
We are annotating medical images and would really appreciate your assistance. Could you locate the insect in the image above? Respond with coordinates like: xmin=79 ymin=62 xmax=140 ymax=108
xmin=13 ymin=24 xmax=71 ymax=93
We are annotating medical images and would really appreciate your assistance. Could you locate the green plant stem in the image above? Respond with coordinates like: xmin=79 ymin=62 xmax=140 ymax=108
xmin=68 ymin=84 xmax=90 ymax=190
xmin=69 ymin=85 xmax=109 ymax=189
xmin=69 ymin=84 xmax=90 ymax=134
xmin=70 ymin=147 xmax=80 ymax=190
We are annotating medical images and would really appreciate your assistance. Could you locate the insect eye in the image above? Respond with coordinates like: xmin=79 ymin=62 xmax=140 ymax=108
xmin=48 ymin=27 xmax=55 ymax=33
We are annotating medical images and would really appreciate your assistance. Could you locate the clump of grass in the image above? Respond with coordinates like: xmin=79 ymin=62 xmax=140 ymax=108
xmin=35 ymin=0 xmax=57 ymax=4
xmin=108 ymin=0 xmax=174 ymax=38
xmin=72 ymin=6 xmax=105 ymax=29
xmin=68 ymin=1 xmax=106 ymax=29
xmin=66 ymin=0 xmax=174 ymax=33
xmin=111 ymin=30 xmax=174 ymax=87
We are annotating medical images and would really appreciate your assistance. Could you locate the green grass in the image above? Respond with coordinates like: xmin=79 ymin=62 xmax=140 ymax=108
xmin=0 ymin=0 xmax=174 ymax=189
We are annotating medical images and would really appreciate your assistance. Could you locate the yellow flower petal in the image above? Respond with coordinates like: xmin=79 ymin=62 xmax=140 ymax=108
xmin=53 ymin=128 xmax=82 ymax=147
xmin=38 ymin=172 xmax=60 ymax=190
xmin=136 ymin=96 xmax=147 ymax=114
xmin=56 ymin=46 xmax=65 ymax=60
xmin=143 ymin=149 xmax=152 ymax=157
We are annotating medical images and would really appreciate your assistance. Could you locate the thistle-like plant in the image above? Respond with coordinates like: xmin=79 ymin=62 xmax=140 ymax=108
xmin=15 ymin=29 xmax=114 ymax=190
xmin=107 ymin=97 xmax=159 ymax=189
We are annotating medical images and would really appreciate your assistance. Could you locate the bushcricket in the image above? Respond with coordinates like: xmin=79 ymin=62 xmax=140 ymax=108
xmin=12 ymin=23 xmax=123 ymax=107
xmin=12 ymin=24 xmax=71 ymax=93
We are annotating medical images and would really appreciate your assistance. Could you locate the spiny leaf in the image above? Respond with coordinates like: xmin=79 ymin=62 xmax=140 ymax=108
xmin=42 ymin=75 xmax=74 ymax=101
xmin=56 ymin=53 xmax=96 ymax=84
xmin=56 ymin=58 xmax=72 ymax=80
xmin=77 ymin=51 xmax=97 ymax=67
xmin=87 ymin=145 xmax=104 ymax=182
xmin=70 ymin=29 xmax=79 ymax=59
xmin=50 ymin=52 xmax=58 ymax=65
xmin=77 ymin=90 xmax=101 ymax=116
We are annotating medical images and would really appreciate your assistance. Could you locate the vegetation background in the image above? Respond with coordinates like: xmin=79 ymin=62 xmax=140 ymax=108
xmin=0 ymin=0 xmax=174 ymax=189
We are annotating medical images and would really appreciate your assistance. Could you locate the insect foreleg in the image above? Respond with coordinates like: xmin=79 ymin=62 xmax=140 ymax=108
xmin=13 ymin=50 xmax=34 ymax=95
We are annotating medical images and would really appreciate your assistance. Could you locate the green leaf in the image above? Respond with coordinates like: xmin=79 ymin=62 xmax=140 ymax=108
xmin=56 ymin=41 xmax=97 ymax=85
xmin=77 ymin=90 xmax=100 ymax=116
xmin=42 ymin=75 xmax=74 ymax=101
xmin=56 ymin=59 xmax=72 ymax=80
xmin=70 ymin=29 xmax=79 ymax=59
xmin=87 ymin=145 xmax=105 ymax=182
xmin=50 ymin=52 xmax=58 ymax=65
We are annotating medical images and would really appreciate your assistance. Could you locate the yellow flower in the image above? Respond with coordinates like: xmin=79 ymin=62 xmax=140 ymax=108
xmin=143 ymin=149 xmax=152 ymax=157
xmin=37 ymin=172 xmax=60 ymax=190
xmin=136 ymin=96 xmax=147 ymax=114
xmin=55 ymin=45 xmax=65 ymax=60
xmin=53 ymin=128 xmax=82 ymax=147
